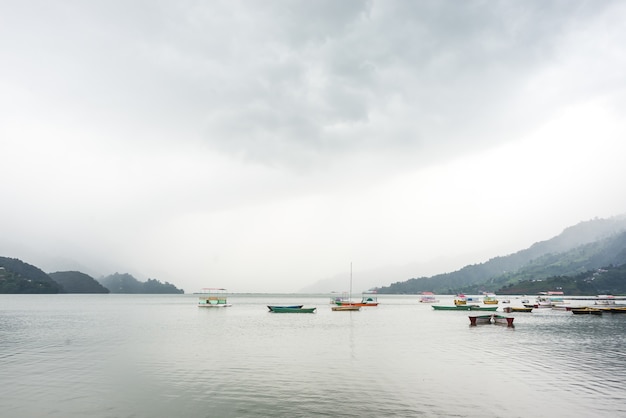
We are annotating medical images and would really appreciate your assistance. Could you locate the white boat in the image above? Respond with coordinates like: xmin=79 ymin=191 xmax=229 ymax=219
xmin=419 ymin=292 xmax=439 ymax=303
xmin=197 ymin=288 xmax=232 ymax=307
xmin=534 ymin=296 xmax=553 ymax=308
xmin=595 ymin=295 xmax=616 ymax=305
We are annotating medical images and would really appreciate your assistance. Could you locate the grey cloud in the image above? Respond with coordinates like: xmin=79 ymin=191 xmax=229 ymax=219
xmin=2 ymin=0 xmax=623 ymax=169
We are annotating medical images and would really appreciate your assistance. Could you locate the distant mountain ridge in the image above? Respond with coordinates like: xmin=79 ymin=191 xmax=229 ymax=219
xmin=0 ymin=256 xmax=62 ymax=293
xmin=376 ymin=215 xmax=626 ymax=294
xmin=98 ymin=273 xmax=184 ymax=294
xmin=0 ymin=256 xmax=184 ymax=294
xmin=49 ymin=271 xmax=110 ymax=293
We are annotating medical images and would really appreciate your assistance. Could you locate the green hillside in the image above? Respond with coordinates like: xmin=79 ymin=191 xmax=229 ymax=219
xmin=49 ymin=271 xmax=110 ymax=293
xmin=0 ymin=256 xmax=184 ymax=294
xmin=0 ymin=257 xmax=62 ymax=293
xmin=376 ymin=215 xmax=626 ymax=295
xmin=98 ymin=272 xmax=184 ymax=294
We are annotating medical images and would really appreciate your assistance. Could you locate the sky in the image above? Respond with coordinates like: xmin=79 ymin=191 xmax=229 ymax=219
xmin=2 ymin=0 xmax=626 ymax=293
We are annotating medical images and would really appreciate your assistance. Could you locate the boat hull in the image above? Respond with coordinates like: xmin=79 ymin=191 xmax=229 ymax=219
xmin=270 ymin=307 xmax=316 ymax=313
xmin=571 ymin=308 xmax=602 ymax=315
xmin=332 ymin=306 xmax=361 ymax=311
xmin=267 ymin=305 xmax=303 ymax=311
xmin=432 ymin=305 xmax=498 ymax=311
xmin=468 ymin=315 xmax=493 ymax=325
xmin=469 ymin=314 xmax=514 ymax=327
xmin=335 ymin=302 xmax=379 ymax=307
xmin=503 ymin=307 xmax=533 ymax=313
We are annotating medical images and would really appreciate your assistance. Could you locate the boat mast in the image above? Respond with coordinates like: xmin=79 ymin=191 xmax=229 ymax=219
xmin=350 ymin=262 xmax=353 ymax=302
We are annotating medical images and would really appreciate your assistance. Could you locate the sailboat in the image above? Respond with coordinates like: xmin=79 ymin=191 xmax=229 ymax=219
xmin=331 ymin=263 xmax=361 ymax=311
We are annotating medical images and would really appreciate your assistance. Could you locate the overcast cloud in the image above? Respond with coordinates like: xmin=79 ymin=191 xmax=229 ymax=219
xmin=2 ymin=1 xmax=626 ymax=293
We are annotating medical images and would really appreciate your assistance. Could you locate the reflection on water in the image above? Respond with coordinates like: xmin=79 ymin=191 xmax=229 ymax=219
xmin=1 ymin=294 xmax=625 ymax=417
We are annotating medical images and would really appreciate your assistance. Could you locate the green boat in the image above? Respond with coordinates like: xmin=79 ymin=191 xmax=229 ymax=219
xmin=432 ymin=305 xmax=498 ymax=311
xmin=270 ymin=307 xmax=317 ymax=313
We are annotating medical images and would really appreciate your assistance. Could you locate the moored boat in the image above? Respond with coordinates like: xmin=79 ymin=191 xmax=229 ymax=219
xmin=534 ymin=296 xmax=553 ymax=308
xmin=466 ymin=296 xmax=482 ymax=304
xmin=267 ymin=305 xmax=303 ymax=311
xmin=468 ymin=314 xmax=493 ymax=325
xmin=482 ymin=293 xmax=499 ymax=305
xmin=332 ymin=305 xmax=361 ymax=311
xmin=468 ymin=314 xmax=514 ymax=326
xmin=433 ymin=305 xmax=497 ymax=311
xmin=419 ymin=292 xmax=439 ymax=303
xmin=595 ymin=295 xmax=616 ymax=306
xmin=270 ymin=306 xmax=316 ymax=313
xmin=492 ymin=314 xmax=515 ymax=326
xmin=454 ymin=294 xmax=467 ymax=306
xmin=433 ymin=305 xmax=476 ymax=311
xmin=571 ymin=307 xmax=603 ymax=315
xmin=197 ymin=288 xmax=232 ymax=307
xmin=336 ymin=294 xmax=379 ymax=307
xmin=332 ymin=263 xmax=372 ymax=309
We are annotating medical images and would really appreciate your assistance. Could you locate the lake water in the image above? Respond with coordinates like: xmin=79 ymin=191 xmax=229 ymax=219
xmin=1 ymin=294 xmax=625 ymax=417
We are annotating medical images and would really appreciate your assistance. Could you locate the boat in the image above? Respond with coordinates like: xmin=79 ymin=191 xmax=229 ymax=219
xmin=433 ymin=305 xmax=476 ymax=311
xmin=534 ymin=296 xmax=553 ymax=308
xmin=468 ymin=314 xmax=514 ymax=326
xmin=270 ymin=307 xmax=317 ymax=313
xmin=432 ymin=305 xmax=498 ymax=311
xmin=571 ymin=307 xmax=603 ymax=315
xmin=482 ymin=293 xmax=499 ymax=305
xmin=468 ymin=314 xmax=493 ymax=325
xmin=335 ymin=294 xmax=379 ymax=307
xmin=510 ymin=307 xmax=533 ymax=313
xmin=267 ymin=305 xmax=303 ymax=311
xmin=197 ymin=288 xmax=232 ymax=307
xmin=359 ymin=294 xmax=379 ymax=306
xmin=330 ymin=293 xmax=349 ymax=304
xmin=419 ymin=292 xmax=439 ymax=303
xmin=332 ymin=263 xmax=363 ymax=311
xmin=331 ymin=305 xmax=361 ymax=311
xmin=492 ymin=314 xmax=515 ymax=326
xmin=594 ymin=295 xmax=616 ymax=306
xmin=454 ymin=294 xmax=467 ymax=305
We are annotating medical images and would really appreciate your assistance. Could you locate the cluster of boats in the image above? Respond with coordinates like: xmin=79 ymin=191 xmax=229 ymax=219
xmin=428 ymin=292 xmax=626 ymax=327
xmin=197 ymin=288 xmax=380 ymax=313
xmin=430 ymin=293 xmax=501 ymax=311
xmin=198 ymin=288 xmax=626 ymax=319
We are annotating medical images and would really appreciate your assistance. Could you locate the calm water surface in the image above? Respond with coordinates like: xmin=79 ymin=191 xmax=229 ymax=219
xmin=1 ymin=294 xmax=625 ymax=417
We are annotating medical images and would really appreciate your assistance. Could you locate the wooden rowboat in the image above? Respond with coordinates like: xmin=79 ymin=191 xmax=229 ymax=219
xmin=332 ymin=305 xmax=361 ymax=311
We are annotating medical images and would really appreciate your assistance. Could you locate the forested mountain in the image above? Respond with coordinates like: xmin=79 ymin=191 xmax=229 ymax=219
xmin=0 ymin=256 xmax=62 ymax=293
xmin=498 ymin=264 xmax=626 ymax=295
xmin=376 ymin=215 xmax=626 ymax=295
xmin=0 ymin=256 xmax=184 ymax=294
xmin=98 ymin=273 xmax=184 ymax=294
xmin=49 ymin=271 xmax=110 ymax=294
